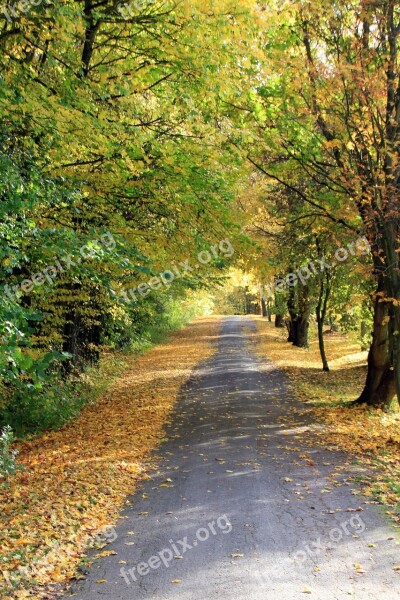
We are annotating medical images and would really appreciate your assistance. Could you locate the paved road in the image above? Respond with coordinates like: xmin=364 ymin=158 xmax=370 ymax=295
xmin=69 ymin=317 xmax=400 ymax=600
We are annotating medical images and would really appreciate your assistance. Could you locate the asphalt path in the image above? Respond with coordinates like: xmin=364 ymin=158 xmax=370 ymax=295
xmin=69 ymin=316 xmax=400 ymax=600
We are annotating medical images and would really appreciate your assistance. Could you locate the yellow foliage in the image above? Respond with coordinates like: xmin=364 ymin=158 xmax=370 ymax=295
xmin=0 ymin=318 xmax=219 ymax=598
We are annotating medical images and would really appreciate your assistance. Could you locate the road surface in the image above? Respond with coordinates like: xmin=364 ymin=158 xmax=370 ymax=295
xmin=68 ymin=317 xmax=400 ymax=600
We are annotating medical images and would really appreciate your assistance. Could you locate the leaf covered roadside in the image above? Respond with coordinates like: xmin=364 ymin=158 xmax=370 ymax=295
xmin=250 ymin=317 xmax=400 ymax=520
xmin=0 ymin=317 xmax=219 ymax=599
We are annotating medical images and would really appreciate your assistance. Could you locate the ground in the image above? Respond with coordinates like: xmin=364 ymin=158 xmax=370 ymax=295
xmin=0 ymin=318 xmax=218 ymax=599
xmin=65 ymin=317 xmax=400 ymax=600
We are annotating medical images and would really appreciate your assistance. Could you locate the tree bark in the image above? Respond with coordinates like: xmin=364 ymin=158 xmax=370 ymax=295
xmin=267 ymin=299 xmax=272 ymax=322
xmin=316 ymin=273 xmax=331 ymax=372
xmin=287 ymin=282 xmax=311 ymax=348
xmin=260 ymin=294 xmax=268 ymax=318
xmin=355 ymin=279 xmax=396 ymax=409
xmin=295 ymin=315 xmax=310 ymax=348
xmin=274 ymin=290 xmax=285 ymax=327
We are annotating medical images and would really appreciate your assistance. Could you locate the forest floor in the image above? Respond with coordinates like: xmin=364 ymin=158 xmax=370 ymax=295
xmin=249 ymin=316 xmax=400 ymax=520
xmin=0 ymin=317 xmax=220 ymax=599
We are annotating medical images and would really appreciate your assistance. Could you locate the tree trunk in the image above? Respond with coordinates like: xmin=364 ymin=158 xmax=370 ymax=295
xmin=274 ymin=290 xmax=285 ymax=327
xmin=286 ymin=316 xmax=294 ymax=342
xmin=260 ymin=294 xmax=268 ymax=318
xmin=355 ymin=281 xmax=396 ymax=409
xmin=389 ymin=303 xmax=400 ymax=407
xmin=287 ymin=282 xmax=311 ymax=348
xmin=316 ymin=274 xmax=331 ymax=372
xmin=317 ymin=316 xmax=329 ymax=371
xmin=295 ymin=316 xmax=310 ymax=348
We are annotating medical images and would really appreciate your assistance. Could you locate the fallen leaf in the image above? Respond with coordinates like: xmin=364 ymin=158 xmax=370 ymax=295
xmin=354 ymin=563 xmax=366 ymax=574
xmin=94 ymin=550 xmax=117 ymax=558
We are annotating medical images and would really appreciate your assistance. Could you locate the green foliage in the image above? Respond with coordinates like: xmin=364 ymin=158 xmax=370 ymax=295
xmin=0 ymin=425 xmax=20 ymax=482
xmin=0 ymin=0 xmax=258 ymax=433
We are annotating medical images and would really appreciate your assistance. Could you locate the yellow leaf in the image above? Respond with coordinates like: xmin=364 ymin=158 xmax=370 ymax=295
xmin=354 ymin=563 xmax=366 ymax=574
xmin=94 ymin=550 xmax=117 ymax=558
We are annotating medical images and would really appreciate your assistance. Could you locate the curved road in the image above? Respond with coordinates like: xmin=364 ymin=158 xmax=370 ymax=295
xmin=69 ymin=317 xmax=400 ymax=600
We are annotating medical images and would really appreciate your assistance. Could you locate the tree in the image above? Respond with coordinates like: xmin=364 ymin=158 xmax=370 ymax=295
xmin=0 ymin=0 xmax=261 ymax=430
xmin=245 ymin=0 xmax=399 ymax=406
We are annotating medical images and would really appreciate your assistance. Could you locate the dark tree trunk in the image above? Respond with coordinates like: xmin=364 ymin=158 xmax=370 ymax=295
xmin=317 ymin=311 xmax=329 ymax=371
xmin=328 ymin=317 xmax=338 ymax=333
xmin=274 ymin=291 xmax=285 ymax=327
xmin=294 ymin=316 xmax=310 ymax=348
xmin=60 ymin=282 xmax=102 ymax=372
xmin=260 ymin=294 xmax=268 ymax=318
xmin=275 ymin=314 xmax=285 ymax=328
xmin=287 ymin=282 xmax=296 ymax=342
xmin=355 ymin=279 xmax=396 ymax=409
xmin=267 ymin=299 xmax=272 ymax=322
xmin=390 ymin=303 xmax=400 ymax=407
xmin=316 ymin=273 xmax=331 ymax=372
xmin=286 ymin=316 xmax=294 ymax=342
xmin=81 ymin=1 xmax=100 ymax=78
xmin=287 ymin=282 xmax=311 ymax=348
